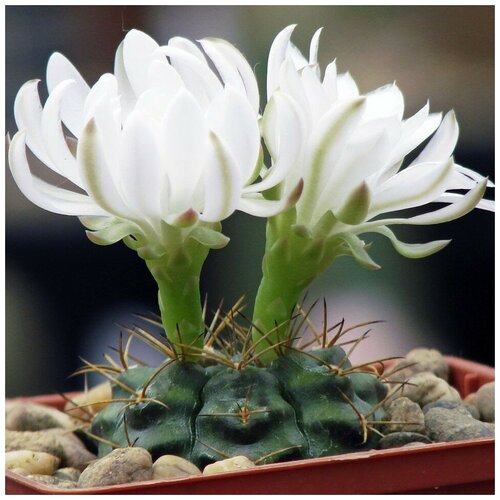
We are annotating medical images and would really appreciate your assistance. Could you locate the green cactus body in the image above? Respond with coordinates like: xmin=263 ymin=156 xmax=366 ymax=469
xmin=91 ymin=347 xmax=387 ymax=467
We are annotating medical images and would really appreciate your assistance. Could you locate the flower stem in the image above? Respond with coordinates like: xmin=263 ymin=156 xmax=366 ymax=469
xmin=145 ymin=243 xmax=208 ymax=362
xmin=252 ymin=216 xmax=342 ymax=364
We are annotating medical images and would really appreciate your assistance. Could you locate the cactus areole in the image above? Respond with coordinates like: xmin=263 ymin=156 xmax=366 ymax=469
xmin=8 ymin=24 xmax=493 ymax=468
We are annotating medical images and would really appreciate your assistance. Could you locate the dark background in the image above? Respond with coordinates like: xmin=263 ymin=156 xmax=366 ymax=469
xmin=5 ymin=6 xmax=494 ymax=396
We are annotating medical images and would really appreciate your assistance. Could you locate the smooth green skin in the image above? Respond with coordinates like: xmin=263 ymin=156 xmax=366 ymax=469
xmin=144 ymin=236 xmax=209 ymax=362
xmin=91 ymin=347 xmax=387 ymax=467
xmin=252 ymin=210 xmax=345 ymax=363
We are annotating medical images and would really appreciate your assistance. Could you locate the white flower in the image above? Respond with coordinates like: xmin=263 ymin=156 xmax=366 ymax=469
xmin=263 ymin=25 xmax=494 ymax=267
xmin=9 ymin=29 xmax=301 ymax=258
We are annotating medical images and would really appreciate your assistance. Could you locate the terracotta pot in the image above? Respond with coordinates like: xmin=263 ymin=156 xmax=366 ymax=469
xmin=5 ymin=356 xmax=494 ymax=494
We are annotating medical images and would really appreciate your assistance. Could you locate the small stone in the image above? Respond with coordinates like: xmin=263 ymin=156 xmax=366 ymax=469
xmin=203 ymin=456 xmax=256 ymax=475
xmin=422 ymin=400 xmax=480 ymax=420
xmin=464 ymin=392 xmax=477 ymax=406
xmin=25 ymin=474 xmax=77 ymax=489
xmin=5 ymin=450 xmax=60 ymax=476
xmin=54 ymin=467 xmax=81 ymax=482
xmin=77 ymin=447 xmax=153 ymax=488
xmin=382 ymin=397 xmax=425 ymax=434
xmin=6 ymin=429 xmax=96 ymax=468
xmin=153 ymin=455 xmax=201 ymax=479
xmin=425 ymin=407 xmax=495 ymax=442
xmin=64 ymin=382 xmax=112 ymax=421
xmin=377 ymin=432 xmax=432 ymax=449
xmin=476 ymin=382 xmax=494 ymax=422
xmin=398 ymin=372 xmax=461 ymax=407
xmin=405 ymin=348 xmax=449 ymax=381
xmin=6 ymin=403 xmax=77 ymax=431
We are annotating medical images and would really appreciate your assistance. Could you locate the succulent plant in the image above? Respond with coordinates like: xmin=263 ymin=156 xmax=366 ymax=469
xmin=8 ymin=25 xmax=493 ymax=466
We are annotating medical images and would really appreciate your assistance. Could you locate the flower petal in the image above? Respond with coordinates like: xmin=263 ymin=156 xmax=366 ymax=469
xmin=46 ymin=52 xmax=90 ymax=137
xmin=114 ymin=40 xmax=136 ymax=121
xmin=369 ymin=158 xmax=455 ymax=215
xmin=309 ymin=27 xmax=323 ymax=66
xmin=267 ymin=24 xmax=296 ymax=98
xmin=246 ymin=92 xmax=303 ymax=193
xmin=41 ymin=79 xmax=84 ymax=188
xmin=118 ymin=110 xmax=163 ymax=219
xmin=200 ymin=132 xmax=242 ymax=222
xmin=77 ymin=118 xmax=130 ymax=217
xmin=412 ymin=110 xmax=458 ymax=165
xmin=13 ymin=79 xmax=54 ymax=168
xmin=8 ymin=131 xmax=104 ymax=216
xmin=298 ymin=97 xmax=366 ymax=223
xmin=368 ymin=226 xmax=450 ymax=258
xmin=238 ymin=179 xmax=303 ymax=217
xmin=207 ymin=86 xmax=260 ymax=184
xmin=162 ymin=89 xmax=209 ymax=213
xmin=123 ymin=29 xmax=163 ymax=96
xmin=334 ymin=181 xmax=371 ymax=225
xmin=199 ymin=37 xmax=260 ymax=113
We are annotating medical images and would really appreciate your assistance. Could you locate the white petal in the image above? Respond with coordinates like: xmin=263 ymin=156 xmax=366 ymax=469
xmin=246 ymin=92 xmax=303 ymax=193
xmin=391 ymin=104 xmax=442 ymax=163
xmin=147 ymin=60 xmax=184 ymax=93
xmin=298 ymin=97 xmax=366 ymax=224
xmin=123 ymin=29 xmax=163 ymax=96
xmin=309 ymin=28 xmax=323 ymax=66
xmin=355 ymin=178 xmax=488 ymax=231
xmin=13 ymin=80 xmax=54 ymax=168
xmin=41 ymin=79 xmax=84 ymax=188
xmin=200 ymin=132 xmax=241 ymax=222
xmin=336 ymin=72 xmax=359 ymax=100
xmin=199 ymin=37 xmax=260 ymax=113
xmin=118 ymin=111 xmax=163 ymax=219
xmin=434 ymin=193 xmax=494 ymax=212
xmin=207 ymin=86 xmax=260 ymax=184
xmin=162 ymin=89 xmax=209 ymax=213
xmin=169 ymin=36 xmax=208 ymax=63
xmin=454 ymin=163 xmax=494 ymax=187
xmin=364 ymin=83 xmax=404 ymax=122
xmin=159 ymin=45 xmax=222 ymax=106
xmin=239 ymin=179 xmax=303 ymax=217
xmin=300 ymin=65 xmax=330 ymax=122
xmin=200 ymin=39 xmax=247 ymax=95
xmin=368 ymin=226 xmax=450 ymax=258
xmin=8 ymin=131 xmax=104 ymax=216
xmin=412 ymin=110 xmax=458 ymax=165
xmin=114 ymin=41 xmax=136 ymax=121
xmin=267 ymin=24 xmax=296 ymax=98
xmin=83 ymin=73 xmax=119 ymax=122
xmin=77 ymin=118 xmax=130 ymax=217
xmin=370 ymin=158 xmax=455 ymax=215
xmin=46 ymin=52 xmax=90 ymax=137
xmin=322 ymin=61 xmax=337 ymax=102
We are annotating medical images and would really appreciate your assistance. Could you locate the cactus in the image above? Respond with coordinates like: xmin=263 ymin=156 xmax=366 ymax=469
xmin=85 ymin=309 xmax=390 ymax=468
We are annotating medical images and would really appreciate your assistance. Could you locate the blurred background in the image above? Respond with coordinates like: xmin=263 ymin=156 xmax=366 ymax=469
xmin=5 ymin=5 xmax=494 ymax=396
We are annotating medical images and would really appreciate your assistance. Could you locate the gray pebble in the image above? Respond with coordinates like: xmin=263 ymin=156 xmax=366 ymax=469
xmin=382 ymin=397 xmax=425 ymax=434
xmin=398 ymin=372 xmax=461 ymax=407
xmin=54 ymin=467 xmax=81 ymax=482
xmin=25 ymin=474 xmax=77 ymax=489
xmin=476 ymin=382 xmax=494 ymax=422
xmin=425 ymin=407 xmax=495 ymax=442
xmin=387 ymin=348 xmax=449 ymax=384
xmin=6 ymin=403 xmax=76 ymax=431
xmin=377 ymin=432 xmax=432 ymax=449
xmin=6 ymin=429 xmax=95 ymax=468
xmin=77 ymin=447 xmax=153 ymax=488
xmin=422 ymin=400 xmax=480 ymax=420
